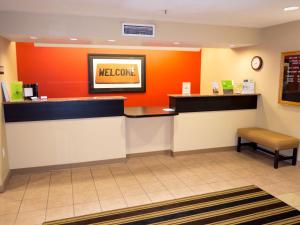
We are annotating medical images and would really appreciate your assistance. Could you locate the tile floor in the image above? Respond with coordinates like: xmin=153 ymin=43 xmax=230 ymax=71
xmin=1 ymin=149 xmax=300 ymax=225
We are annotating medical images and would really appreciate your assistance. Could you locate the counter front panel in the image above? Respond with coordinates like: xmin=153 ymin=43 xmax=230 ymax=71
xmin=169 ymin=94 xmax=259 ymax=113
xmin=4 ymin=97 xmax=125 ymax=122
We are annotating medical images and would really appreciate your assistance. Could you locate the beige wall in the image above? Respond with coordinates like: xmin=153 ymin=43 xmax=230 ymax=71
xmin=0 ymin=36 xmax=18 ymax=188
xmin=201 ymin=20 xmax=300 ymax=158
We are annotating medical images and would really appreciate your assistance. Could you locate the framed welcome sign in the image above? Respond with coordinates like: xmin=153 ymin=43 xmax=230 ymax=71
xmin=88 ymin=54 xmax=146 ymax=93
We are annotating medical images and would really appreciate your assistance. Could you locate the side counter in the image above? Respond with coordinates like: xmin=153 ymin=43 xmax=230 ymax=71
xmin=3 ymin=97 xmax=126 ymax=169
xmin=169 ymin=94 xmax=260 ymax=154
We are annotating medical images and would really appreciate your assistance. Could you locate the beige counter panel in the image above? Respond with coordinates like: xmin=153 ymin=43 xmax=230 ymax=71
xmin=126 ymin=117 xmax=172 ymax=154
xmin=172 ymin=110 xmax=257 ymax=152
xmin=6 ymin=117 xmax=126 ymax=169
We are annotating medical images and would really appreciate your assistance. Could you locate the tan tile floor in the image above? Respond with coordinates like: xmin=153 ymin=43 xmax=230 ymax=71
xmin=1 ymin=149 xmax=300 ymax=225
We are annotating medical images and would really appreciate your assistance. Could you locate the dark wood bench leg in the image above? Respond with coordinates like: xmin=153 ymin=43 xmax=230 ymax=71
xmin=274 ymin=150 xmax=279 ymax=169
xmin=292 ymin=148 xmax=298 ymax=166
xmin=237 ymin=137 xmax=241 ymax=152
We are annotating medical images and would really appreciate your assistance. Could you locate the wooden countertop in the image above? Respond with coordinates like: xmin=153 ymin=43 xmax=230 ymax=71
xmin=124 ymin=106 xmax=178 ymax=118
xmin=169 ymin=94 xmax=260 ymax=98
xmin=3 ymin=96 xmax=126 ymax=105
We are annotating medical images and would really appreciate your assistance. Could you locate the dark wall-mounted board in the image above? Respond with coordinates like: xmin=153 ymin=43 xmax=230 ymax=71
xmin=279 ymin=51 xmax=300 ymax=106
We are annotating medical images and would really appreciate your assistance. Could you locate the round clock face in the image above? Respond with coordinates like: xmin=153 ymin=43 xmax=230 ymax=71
xmin=251 ymin=56 xmax=263 ymax=71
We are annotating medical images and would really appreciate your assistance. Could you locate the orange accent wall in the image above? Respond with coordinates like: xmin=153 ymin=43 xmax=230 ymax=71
xmin=16 ymin=43 xmax=201 ymax=106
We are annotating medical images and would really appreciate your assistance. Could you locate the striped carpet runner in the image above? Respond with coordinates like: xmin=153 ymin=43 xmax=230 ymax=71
xmin=44 ymin=185 xmax=300 ymax=225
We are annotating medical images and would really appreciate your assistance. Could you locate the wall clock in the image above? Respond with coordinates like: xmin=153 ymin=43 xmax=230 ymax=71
xmin=251 ymin=56 xmax=263 ymax=71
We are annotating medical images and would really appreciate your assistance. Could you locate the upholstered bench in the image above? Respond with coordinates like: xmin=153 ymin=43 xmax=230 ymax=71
xmin=237 ymin=127 xmax=299 ymax=169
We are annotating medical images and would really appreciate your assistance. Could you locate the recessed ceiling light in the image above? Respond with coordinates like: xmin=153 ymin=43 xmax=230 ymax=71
xmin=70 ymin=38 xmax=78 ymax=41
xmin=284 ymin=6 xmax=299 ymax=11
xmin=107 ymin=39 xmax=116 ymax=42
xmin=229 ymin=44 xmax=236 ymax=48
xmin=173 ymin=42 xmax=180 ymax=45
xmin=30 ymin=36 xmax=38 ymax=40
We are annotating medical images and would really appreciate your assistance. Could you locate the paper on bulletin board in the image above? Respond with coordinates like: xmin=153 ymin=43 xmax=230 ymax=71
xmin=10 ymin=81 xmax=24 ymax=101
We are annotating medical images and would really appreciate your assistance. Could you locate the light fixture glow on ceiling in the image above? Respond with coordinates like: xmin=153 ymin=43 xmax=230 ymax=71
xmin=70 ymin=38 xmax=78 ymax=41
xmin=173 ymin=42 xmax=180 ymax=45
xmin=107 ymin=39 xmax=116 ymax=42
xmin=284 ymin=6 xmax=299 ymax=11
xmin=30 ymin=36 xmax=38 ymax=40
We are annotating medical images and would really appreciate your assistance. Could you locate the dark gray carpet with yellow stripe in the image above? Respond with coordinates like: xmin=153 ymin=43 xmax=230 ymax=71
xmin=44 ymin=185 xmax=300 ymax=225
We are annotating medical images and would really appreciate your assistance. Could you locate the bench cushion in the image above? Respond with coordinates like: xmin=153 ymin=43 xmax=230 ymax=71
xmin=237 ymin=127 xmax=299 ymax=150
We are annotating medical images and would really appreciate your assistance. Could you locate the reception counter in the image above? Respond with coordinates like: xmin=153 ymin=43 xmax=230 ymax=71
xmin=3 ymin=94 xmax=260 ymax=170
xmin=169 ymin=94 xmax=260 ymax=154
xmin=125 ymin=107 xmax=176 ymax=155
xmin=4 ymin=97 xmax=126 ymax=169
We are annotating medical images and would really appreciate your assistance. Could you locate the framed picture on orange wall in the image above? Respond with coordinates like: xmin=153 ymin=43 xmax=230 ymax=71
xmin=88 ymin=54 xmax=146 ymax=93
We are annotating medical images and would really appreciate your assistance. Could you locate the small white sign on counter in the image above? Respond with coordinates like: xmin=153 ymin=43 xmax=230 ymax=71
xmin=24 ymin=87 xmax=33 ymax=97
xmin=242 ymin=79 xmax=255 ymax=94
xmin=212 ymin=81 xmax=219 ymax=94
xmin=163 ymin=108 xmax=175 ymax=112
xmin=182 ymin=82 xmax=191 ymax=95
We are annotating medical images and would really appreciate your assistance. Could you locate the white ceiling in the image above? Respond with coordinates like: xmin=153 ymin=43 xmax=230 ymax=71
xmin=1 ymin=0 xmax=300 ymax=28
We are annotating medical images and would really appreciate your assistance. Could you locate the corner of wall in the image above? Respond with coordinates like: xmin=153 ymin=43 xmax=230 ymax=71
xmin=0 ymin=36 xmax=18 ymax=189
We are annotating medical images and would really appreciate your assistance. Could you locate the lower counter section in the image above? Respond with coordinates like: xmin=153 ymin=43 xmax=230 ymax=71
xmin=6 ymin=117 xmax=126 ymax=169
xmin=126 ymin=117 xmax=172 ymax=154
xmin=126 ymin=109 xmax=258 ymax=155
xmin=6 ymin=109 xmax=258 ymax=169
xmin=172 ymin=110 xmax=257 ymax=152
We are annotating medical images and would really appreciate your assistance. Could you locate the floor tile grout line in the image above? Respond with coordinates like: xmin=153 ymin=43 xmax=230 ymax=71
xmin=127 ymin=157 xmax=178 ymax=198
xmin=160 ymin=156 xmax=221 ymax=187
xmin=156 ymin=155 xmax=241 ymax=193
xmin=70 ymin=168 xmax=75 ymax=218
xmin=156 ymin=156 xmax=194 ymax=195
xmin=139 ymin=156 xmax=178 ymax=199
xmin=42 ymin=172 xmax=51 ymax=223
xmin=125 ymin=159 xmax=153 ymax=203
xmin=90 ymin=167 xmax=103 ymax=213
xmin=107 ymin=164 xmax=129 ymax=208
xmin=91 ymin=165 xmax=121 ymax=204
xmin=167 ymin=154 xmax=231 ymax=185
xmin=13 ymin=174 xmax=31 ymax=225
